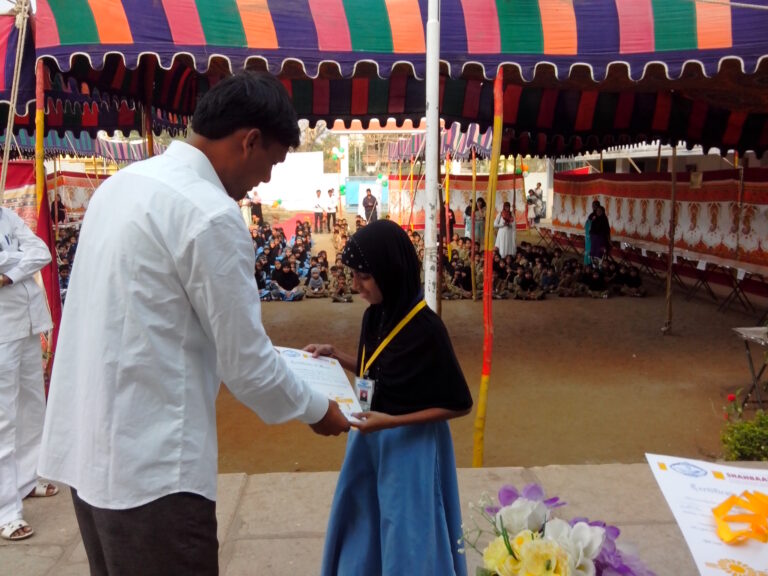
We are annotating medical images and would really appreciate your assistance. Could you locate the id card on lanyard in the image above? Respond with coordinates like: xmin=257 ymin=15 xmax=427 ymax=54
xmin=354 ymin=300 xmax=426 ymax=411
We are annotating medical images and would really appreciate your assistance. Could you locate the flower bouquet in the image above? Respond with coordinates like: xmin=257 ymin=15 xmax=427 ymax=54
xmin=462 ymin=484 xmax=656 ymax=576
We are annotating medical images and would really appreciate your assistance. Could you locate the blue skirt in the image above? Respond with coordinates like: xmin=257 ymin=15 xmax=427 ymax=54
xmin=321 ymin=422 xmax=467 ymax=576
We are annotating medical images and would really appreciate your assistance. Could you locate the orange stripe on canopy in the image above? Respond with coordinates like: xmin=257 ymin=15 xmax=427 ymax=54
xmin=384 ymin=0 xmax=425 ymax=53
xmin=86 ymin=0 xmax=133 ymax=44
xmin=236 ymin=0 xmax=278 ymax=48
xmin=539 ymin=0 xmax=577 ymax=55
xmin=696 ymin=0 xmax=732 ymax=50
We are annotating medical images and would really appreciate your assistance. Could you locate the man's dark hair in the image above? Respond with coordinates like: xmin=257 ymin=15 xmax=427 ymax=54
xmin=192 ymin=71 xmax=300 ymax=147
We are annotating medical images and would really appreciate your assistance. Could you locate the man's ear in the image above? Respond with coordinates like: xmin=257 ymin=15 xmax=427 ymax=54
xmin=243 ymin=128 xmax=262 ymax=155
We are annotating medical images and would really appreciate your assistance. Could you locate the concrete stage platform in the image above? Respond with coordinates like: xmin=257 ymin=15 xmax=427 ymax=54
xmin=5 ymin=462 xmax=752 ymax=575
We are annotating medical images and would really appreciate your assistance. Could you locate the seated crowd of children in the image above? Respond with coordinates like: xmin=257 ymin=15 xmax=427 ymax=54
xmin=439 ymin=239 xmax=646 ymax=301
xmin=252 ymin=217 xmax=357 ymax=303
xmin=55 ymin=227 xmax=80 ymax=301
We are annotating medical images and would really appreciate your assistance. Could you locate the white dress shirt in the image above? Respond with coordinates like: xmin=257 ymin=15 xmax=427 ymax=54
xmin=324 ymin=193 xmax=337 ymax=214
xmin=39 ymin=141 xmax=328 ymax=509
xmin=0 ymin=208 xmax=53 ymax=343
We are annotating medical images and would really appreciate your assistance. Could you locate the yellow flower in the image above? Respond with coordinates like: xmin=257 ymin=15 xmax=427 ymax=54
xmin=482 ymin=536 xmax=521 ymax=576
xmin=519 ymin=539 xmax=570 ymax=576
xmin=511 ymin=529 xmax=538 ymax=558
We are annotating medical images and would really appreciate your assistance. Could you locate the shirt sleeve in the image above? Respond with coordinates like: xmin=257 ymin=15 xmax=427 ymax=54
xmin=2 ymin=211 xmax=51 ymax=284
xmin=0 ymin=250 xmax=23 ymax=273
xmin=178 ymin=208 xmax=328 ymax=425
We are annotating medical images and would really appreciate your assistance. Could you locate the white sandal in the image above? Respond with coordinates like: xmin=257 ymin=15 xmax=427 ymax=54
xmin=26 ymin=481 xmax=59 ymax=498
xmin=0 ymin=518 xmax=34 ymax=541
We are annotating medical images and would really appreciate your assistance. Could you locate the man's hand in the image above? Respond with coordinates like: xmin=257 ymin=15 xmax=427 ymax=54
xmin=0 ymin=274 xmax=11 ymax=287
xmin=309 ymin=401 xmax=350 ymax=436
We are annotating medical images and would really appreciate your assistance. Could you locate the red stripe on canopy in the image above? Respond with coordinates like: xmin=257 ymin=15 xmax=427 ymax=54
xmin=308 ymin=0 xmax=352 ymax=51
xmin=161 ymin=0 xmax=206 ymax=46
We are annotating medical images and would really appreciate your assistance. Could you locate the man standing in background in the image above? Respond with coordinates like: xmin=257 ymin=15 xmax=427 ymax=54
xmin=362 ymin=188 xmax=378 ymax=223
xmin=325 ymin=188 xmax=337 ymax=232
xmin=313 ymin=189 xmax=325 ymax=233
xmin=0 ymin=207 xmax=57 ymax=542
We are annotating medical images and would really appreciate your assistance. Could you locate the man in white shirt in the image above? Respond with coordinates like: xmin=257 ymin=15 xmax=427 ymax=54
xmin=38 ymin=72 xmax=350 ymax=575
xmin=0 ymin=208 xmax=55 ymax=541
xmin=313 ymin=188 xmax=325 ymax=233
xmin=324 ymin=188 xmax=337 ymax=232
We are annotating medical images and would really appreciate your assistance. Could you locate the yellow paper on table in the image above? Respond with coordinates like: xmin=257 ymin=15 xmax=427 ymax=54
xmin=646 ymin=454 xmax=768 ymax=576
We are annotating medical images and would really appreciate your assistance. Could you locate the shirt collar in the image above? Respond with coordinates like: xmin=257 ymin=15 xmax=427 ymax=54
xmin=164 ymin=140 xmax=227 ymax=193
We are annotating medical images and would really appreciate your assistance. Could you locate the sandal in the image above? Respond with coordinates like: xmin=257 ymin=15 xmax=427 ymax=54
xmin=26 ymin=481 xmax=59 ymax=498
xmin=0 ymin=518 xmax=34 ymax=541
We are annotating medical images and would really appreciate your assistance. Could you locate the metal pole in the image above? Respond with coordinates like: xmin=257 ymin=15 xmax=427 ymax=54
xmin=662 ymin=145 xmax=677 ymax=334
xmin=470 ymin=150 xmax=477 ymax=301
xmin=423 ymin=0 xmax=440 ymax=312
xmin=0 ymin=0 xmax=30 ymax=202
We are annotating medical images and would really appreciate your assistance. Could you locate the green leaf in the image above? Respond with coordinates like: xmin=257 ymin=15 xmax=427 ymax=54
xmin=476 ymin=568 xmax=496 ymax=576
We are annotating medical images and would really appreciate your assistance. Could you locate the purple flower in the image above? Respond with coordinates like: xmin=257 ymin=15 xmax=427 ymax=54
xmin=496 ymin=484 xmax=566 ymax=510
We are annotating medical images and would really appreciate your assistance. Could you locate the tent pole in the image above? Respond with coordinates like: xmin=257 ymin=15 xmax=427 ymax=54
xmin=144 ymin=57 xmax=156 ymax=158
xmin=662 ymin=145 xmax=677 ymax=335
xmin=397 ymin=158 xmax=403 ymax=226
xmin=423 ymin=0 xmax=440 ymax=312
xmin=473 ymin=74 xmax=504 ymax=468
xmin=0 ymin=0 xmax=30 ymax=203
xmin=35 ymin=59 xmax=45 ymax=220
xmin=470 ymin=149 xmax=477 ymax=301
xmin=53 ymin=156 xmax=59 ymax=240
xmin=656 ymin=141 xmax=662 ymax=172
xmin=736 ymin=156 xmax=744 ymax=257
xmin=445 ymin=153 xmax=452 ymax=259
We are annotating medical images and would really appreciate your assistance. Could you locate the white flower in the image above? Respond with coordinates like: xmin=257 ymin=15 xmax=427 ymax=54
xmin=543 ymin=519 xmax=605 ymax=576
xmin=495 ymin=498 xmax=549 ymax=535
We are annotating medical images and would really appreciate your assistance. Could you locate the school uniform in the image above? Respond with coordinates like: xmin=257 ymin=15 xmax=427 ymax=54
xmin=322 ymin=220 xmax=472 ymax=576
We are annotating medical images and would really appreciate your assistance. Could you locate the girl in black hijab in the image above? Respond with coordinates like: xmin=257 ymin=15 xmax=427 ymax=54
xmin=305 ymin=220 xmax=472 ymax=576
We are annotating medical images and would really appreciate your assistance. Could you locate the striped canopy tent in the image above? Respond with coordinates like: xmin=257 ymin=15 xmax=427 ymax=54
xmin=11 ymin=0 xmax=768 ymax=155
xmin=0 ymin=12 xmax=34 ymax=114
xmin=388 ymin=122 xmax=493 ymax=161
xmin=0 ymin=128 xmax=168 ymax=160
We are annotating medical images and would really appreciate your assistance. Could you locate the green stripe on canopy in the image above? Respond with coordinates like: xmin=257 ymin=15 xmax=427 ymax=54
xmin=496 ymin=0 xmax=543 ymax=54
xmin=46 ymin=0 xmax=100 ymax=44
xmin=195 ymin=0 xmax=247 ymax=47
xmin=652 ymin=0 xmax=697 ymax=51
xmin=343 ymin=0 xmax=393 ymax=52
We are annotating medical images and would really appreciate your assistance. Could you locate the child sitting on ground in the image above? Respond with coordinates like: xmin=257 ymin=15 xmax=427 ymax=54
xmin=331 ymin=273 xmax=353 ymax=303
xmin=586 ymin=269 xmax=610 ymax=299
xmin=514 ymin=269 xmax=544 ymax=300
xmin=621 ymin=267 xmax=646 ymax=297
xmin=305 ymin=267 xmax=328 ymax=298
xmin=539 ymin=266 xmax=559 ymax=294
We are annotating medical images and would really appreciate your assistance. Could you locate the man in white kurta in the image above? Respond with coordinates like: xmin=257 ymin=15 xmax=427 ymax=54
xmin=38 ymin=72 xmax=349 ymax=575
xmin=0 ymin=207 xmax=54 ymax=540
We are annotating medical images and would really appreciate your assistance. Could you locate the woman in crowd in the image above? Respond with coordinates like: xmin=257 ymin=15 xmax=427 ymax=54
xmin=589 ymin=204 xmax=611 ymax=265
xmin=305 ymin=220 xmax=472 ymax=576
xmin=493 ymin=201 xmax=516 ymax=258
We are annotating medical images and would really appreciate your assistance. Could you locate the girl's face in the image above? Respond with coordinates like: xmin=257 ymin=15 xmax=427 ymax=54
xmin=351 ymin=271 xmax=383 ymax=304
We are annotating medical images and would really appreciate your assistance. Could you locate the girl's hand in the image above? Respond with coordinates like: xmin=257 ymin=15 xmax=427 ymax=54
xmin=352 ymin=411 xmax=398 ymax=433
xmin=303 ymin=343 xmax=335 ymax=358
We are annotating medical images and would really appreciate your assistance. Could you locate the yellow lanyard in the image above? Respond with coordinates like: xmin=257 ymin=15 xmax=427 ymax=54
xmin=360 ymin=300 xmax=427 ymax=378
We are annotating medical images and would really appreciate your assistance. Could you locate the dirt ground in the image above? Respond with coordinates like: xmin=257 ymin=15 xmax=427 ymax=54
xmin=216 ymin=228 xmax=763 ymax=474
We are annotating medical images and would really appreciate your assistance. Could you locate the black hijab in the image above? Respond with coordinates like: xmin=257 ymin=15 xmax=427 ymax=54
xmin=342 ymin=220 xmax=472 ymax=416
xmin=341 ymin=219 xmax=422 ymax=336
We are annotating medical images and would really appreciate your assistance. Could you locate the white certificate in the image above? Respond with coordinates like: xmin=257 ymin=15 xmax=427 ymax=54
xmin=646 ymin=453 xmax=768 ymax=575
xmin=276 ymin=347 xmax=361 ymax=421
